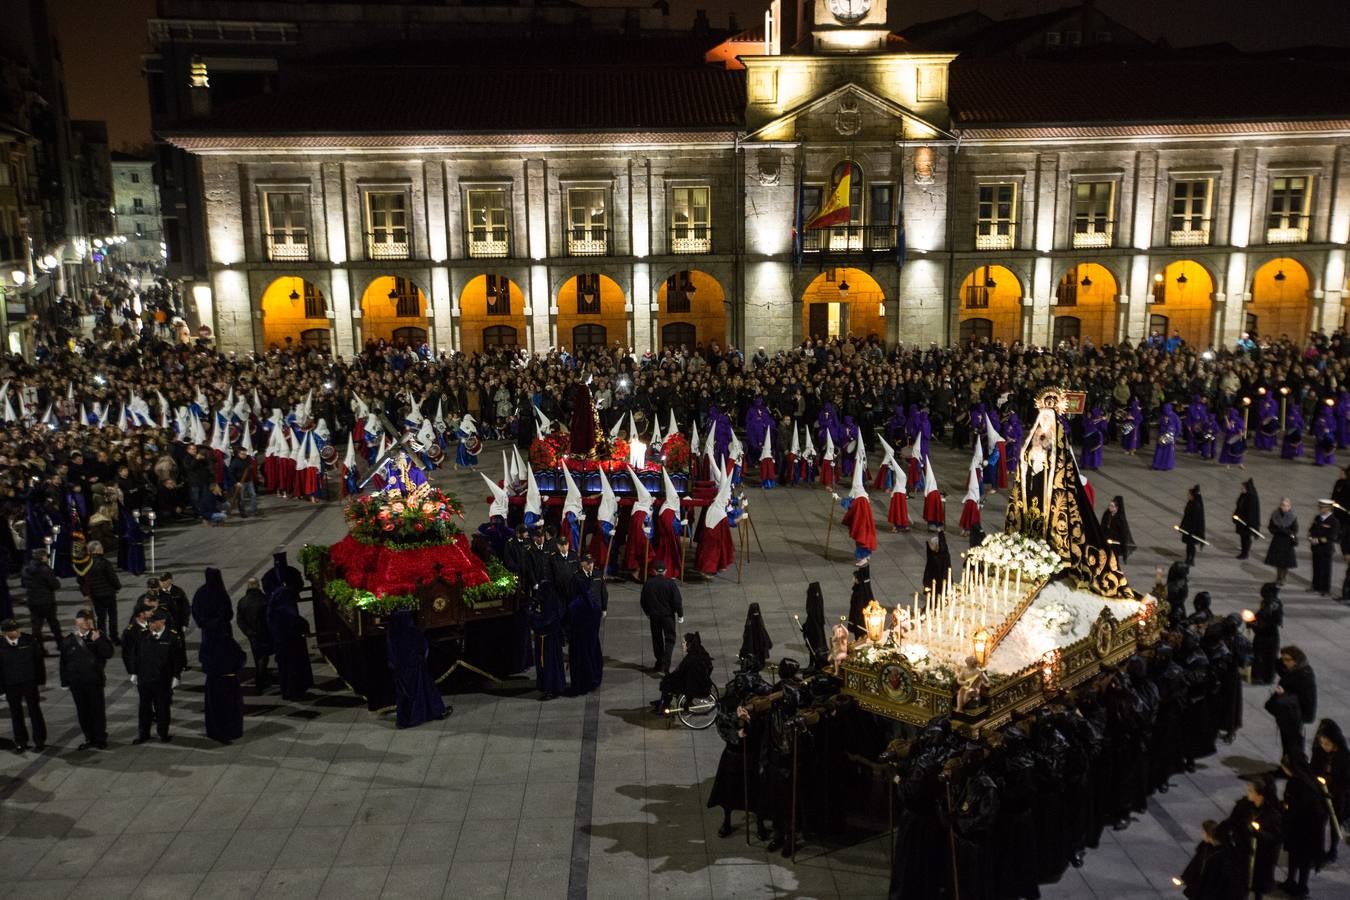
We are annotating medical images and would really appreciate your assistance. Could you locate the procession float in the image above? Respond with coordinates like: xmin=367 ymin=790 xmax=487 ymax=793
xmin=839 ymin=388 xmax=1164 ymax=736
xmin=301 ymin=454 xmax=520 ymax=710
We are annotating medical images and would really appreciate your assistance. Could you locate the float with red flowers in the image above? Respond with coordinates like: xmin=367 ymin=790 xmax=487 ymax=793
xmin=301 ymin=457 xmax=521 ymax=711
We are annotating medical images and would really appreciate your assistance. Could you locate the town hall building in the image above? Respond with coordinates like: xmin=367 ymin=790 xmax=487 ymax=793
xmin=158 ymin=0 xmax=1350 ymax=356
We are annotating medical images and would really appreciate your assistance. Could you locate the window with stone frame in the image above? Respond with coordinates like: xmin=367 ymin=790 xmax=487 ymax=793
xmin=975 ymin=183 xmax=1016 ymax=250
xmin=1071 ymin=181 xmax=1113 ymax=248
xmin=567 ymin=188 xmax=608 ymax=255
xmin=670 ymin=187 xmax=710 ymax=253
xmin=263 ymin=191 xmax=309 ymax=260
xmin=576 ymin=273 xmax=601 ymax=314
xmin=303 ymin=282 xmax=325 ymax=319
xmin=485 ymin=274 xmax=511 ymax=316
xmin=1169 ymin=179 xmax=1212 ymax=246
xmin=467 ymin=188 xmax=510 ymax=258
xmin=1266 ymin=175 xmax=1312 ymax=243
xmin=365 ymin=191 xmax=410 ymax=259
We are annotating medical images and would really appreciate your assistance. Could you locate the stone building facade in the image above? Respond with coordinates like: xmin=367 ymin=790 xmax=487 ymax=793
xmin=111 ymin=154 xmax=164 ymax=264
xmin=164 ymin=1 xmax=1350 ymax=357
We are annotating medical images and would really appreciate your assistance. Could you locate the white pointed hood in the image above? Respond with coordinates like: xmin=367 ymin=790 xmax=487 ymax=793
xmin=416 ymin=418 xmax=436 ymax=451
xmin=789 ymin=426 xmax=800 ymax=456
xmin=803 ymin=427 xmax=816 ymax=460
xmin=760 ymin=428 xmax=773 ymax=461
xmin=969 ymin=440 xmax=983 ymax=473
xmin=963 ymin=463 xmax=981 ymax=504
xmin=888 ymin=455 xmax=908 ymax=494
xmin=689 ymin=420 xmax=701 ymax=458
xmin=667 ymin=409 xmax=678 ymax=438
xmin=923 ymin=457 xmax=940 ymax=496
xmin=561 ymin=463 xmax=584 ymax=520
xmin=459 ymin=413 xmax=477 ymax=436
xmin=985 ymin=414 xmax=1005 ymax=447
xmin=482 ymin=471 xmax=509 ymax=519
xmin=511 ymin=445 xmax=527 ymax=485
xmin=343 ymin=436 xmax=357 ymax=469
xmin=155 ymin=390 xmax=171 ymax=430
xmin=533 ymin=404 xmax=552 ymax=434
xmin=661 ymin=466 xmax=681 ymax=518
xmin=608 ymin=409 xmax=624 ymax=438
xmin=822 ymin=430 xmax=836 ymax=462
xmin=242 ymin=425 xmax=255 ymax=456
xmin=651 ymin=416 xmax=663 ymax=448
xmin=628 ymin=465 xmax=654 ymax=519
xmin=353 ymin=394 xmax=369 ymax=419
xmin=909 ymin=429 xmax=923 ymax=466
xmin=596 ymin=466 xmax=618 ymax=526
xmin=849 ymin=446 xmax=868 ymax=501
xmin=525 ymin=464 xmax=542 ymax=520
xmin=877 ymin=435 xmax=896 ymax=469
xmin=705 ymin=461 xmax=733 ymax=530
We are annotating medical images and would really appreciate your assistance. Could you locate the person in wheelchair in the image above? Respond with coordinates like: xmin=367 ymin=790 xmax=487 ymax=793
xmin=652 ymin=631 xmax=714 ymax=714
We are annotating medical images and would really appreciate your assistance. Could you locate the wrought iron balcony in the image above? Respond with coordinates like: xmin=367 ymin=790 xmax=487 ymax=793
xmin=266 ymin=237 xmax=310 ymax=262
xmin=800 ymin=225 xmax=896 ymax=253
xmin=567 ymin=227 xmax=609 ymax=257
xmin=468 ymin=231 xmax=511 ymax=259
xmin=974 ymin=228 xmax=1015 ymax=251
xmin=1071 ymin=226 xmax=1113 ymax=249
xmin=1168 ymin=221 xmax=1211 ymax=247
xmin=367 ymin=235 xmax=410 ymax=260
xmin=1266 ymin=223 xmax=1309 ymax=244
xmin=669 ymin=226 xmax=712 ymax=254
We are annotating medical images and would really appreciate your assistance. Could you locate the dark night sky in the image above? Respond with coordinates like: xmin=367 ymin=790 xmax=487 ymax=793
xmin=47 ymin=0 xmax=1350 ymax=151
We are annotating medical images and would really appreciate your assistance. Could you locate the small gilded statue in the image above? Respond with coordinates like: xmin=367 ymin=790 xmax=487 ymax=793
xmin=887 ymin=607 xmax=910 ymax=648
xmin=829 ymin=623 xmax=851 ymax=675
xmin=955 ymin=656 xmax=991 ymax=712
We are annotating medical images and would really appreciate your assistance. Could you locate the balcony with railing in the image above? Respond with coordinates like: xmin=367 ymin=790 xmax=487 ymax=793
xmin=1071 ymin=224 xmax=1113 ymax=249
xmin=366 ymin=234 xmax=410 ymax=260
xmin=567 ymin=227 xmax=609 ymax=257
xmin=1266 ymin=221 xmax=1309 ymax=244
xmin=669 ymin=226 xmax=712 ymax=254
xmin=974 ymin=226 xmax=1015 ymax=251
xmin=1168 ymin=221 xmax=1211 ymax=247
xmin=800 ymin=225 xmax=896 ymax=253
xmin=468 ymin=230 xmax=511 ymax=259
xmin=266 ymin=237 xmax=310 ymax=262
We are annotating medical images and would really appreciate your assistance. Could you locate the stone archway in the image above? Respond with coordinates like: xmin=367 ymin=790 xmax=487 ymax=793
xmin=259 ymin=275 xmax=329 ymax=353
xmin=1150 ymin=260 xmax=1215 ymax=348
xmin=557 ymin=273 xmax=626 ymax=351
xmin=957 ymin=265 xmax=1022 ymax=344
xmin=800 ymin=267 xmax=885 ymax=342
xmin=1248 ymin=257 xmax=1312 ymax=342
xmin=655 ymin=269 xmax=726 ymax=350
xmin=459 ymin=274 xmax=527 ymax=355
xmin=360 ymin=275 xmax=428 ymax=348
xmin=1055 ymin=262 xmax=1118 ymax=346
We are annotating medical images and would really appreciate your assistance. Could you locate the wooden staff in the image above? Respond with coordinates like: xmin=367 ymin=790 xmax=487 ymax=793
xmin=736 ymin=518 xmax=746 ymax=584
xmin=1317 ymin=777 xmax=1345 ymax=842
xmin=1231 ymin=515 xmax=1267 ymax=540
xmin=790 ymin=727 xmax=800 ymax=861
xmin=743 ymin=734 xmax=751 ymax=847
xmin=1173 ymin=524 xmax=1211 ymax=547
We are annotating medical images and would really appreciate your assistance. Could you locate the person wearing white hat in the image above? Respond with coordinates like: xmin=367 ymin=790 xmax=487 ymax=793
xmin=624 ymin=466 xmax=656 ymax=581
xmin=1309 ymin=499 xmax=1340 ymax=595
xmin=839 ymin=445 xmax=876 ymax=566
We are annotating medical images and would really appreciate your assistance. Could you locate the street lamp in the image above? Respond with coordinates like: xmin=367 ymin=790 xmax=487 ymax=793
xmin=10 ymin=270 xmax=26 ymax=286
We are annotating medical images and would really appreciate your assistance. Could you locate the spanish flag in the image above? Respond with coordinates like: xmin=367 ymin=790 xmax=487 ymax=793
xmin=804 ymin=161 xmax=857 ymax=230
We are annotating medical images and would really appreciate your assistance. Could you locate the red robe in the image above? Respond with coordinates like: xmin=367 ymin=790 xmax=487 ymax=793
xmin=696 ymin=519 xmax=735 ymax=574
xmin=872 ymin=466 xmax=891 ymax=491
xmin=295 ymin=464 xmax=322 ymax=499
xmin=624 ymin=510 xmax=654 ymax=578
xmin=923 ymin=490 xmax=945 ymax=525
xmin=1081 ymin=479 xmax=1096 ymax=510
xmin=993 ymin=441 xmax=1009 ymax=490
xmin=888 ymin=491 xmax=910 ymax=529
xmin=908 ymin=457 xmax=922 ymax=490
xmin=779 ymin=452 xmax=797 ymax=485
xmin=759 ymin=457 xmax=776 ymax=483
xmin=820 ymin=459 xmax=836 ymax=489
xmin=842 ymin=497 xmax=877 ymax=552
xmin=653 ymin=507 xmax=683 ymax=580
xmin=959 ymin=499 xmax=981 ymax=531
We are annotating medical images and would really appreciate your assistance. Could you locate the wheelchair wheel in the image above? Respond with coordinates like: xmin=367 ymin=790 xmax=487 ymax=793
xmin=675 ymin=687 xmax=720 ymax=730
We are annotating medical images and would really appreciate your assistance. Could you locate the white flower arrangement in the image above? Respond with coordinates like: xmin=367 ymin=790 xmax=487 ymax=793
xmin=965 ymin=532 xmax=1064 ymax=581
xmin=1031 ymin=601 xmax=1079 ymax=636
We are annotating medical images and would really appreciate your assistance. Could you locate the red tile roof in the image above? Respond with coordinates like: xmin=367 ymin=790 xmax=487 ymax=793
xmin=949 ymin=59 xmax=1350 ymax=126
xmin=173 ymin=65 xmax=746 ymax=135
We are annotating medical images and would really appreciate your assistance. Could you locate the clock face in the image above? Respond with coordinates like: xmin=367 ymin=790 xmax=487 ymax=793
xmin=827 ymin=0 xmax=872 ymax=24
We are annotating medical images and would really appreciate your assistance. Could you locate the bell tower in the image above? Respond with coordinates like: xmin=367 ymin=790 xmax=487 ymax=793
xmin=811 ymin=0 xmax=890 ymax=54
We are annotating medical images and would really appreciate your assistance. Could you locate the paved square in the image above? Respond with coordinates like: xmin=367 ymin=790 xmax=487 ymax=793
xmin=3 ymin=441 xmax=1349 ymax=899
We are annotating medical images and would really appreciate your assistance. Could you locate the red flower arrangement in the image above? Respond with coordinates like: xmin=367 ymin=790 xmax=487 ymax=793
xmin=344 ymin=486 xmax=464 ymax=547
xmin=529 ymin=432 xmax=570 ymax=469
xmin=661 ymin=433 xmax=691 ymax=472
xmin=327 ymin=534 xmax=489 ymax=599
xmin=530 ymin=433 xmax=635 ymax=472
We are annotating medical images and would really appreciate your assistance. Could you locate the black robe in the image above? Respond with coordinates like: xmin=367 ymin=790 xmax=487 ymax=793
xmin=565 ymin=575 xmax=604 ymax=695
xmin=386 ymin=610 xmax=446 ymax=728
xmin=1264 ymin=508 xmax=1299 ymax=569
xmin=199 ymin=626 xmax=246 ymax=743
xmin=266 ymin=586 xmax=314 ymax=701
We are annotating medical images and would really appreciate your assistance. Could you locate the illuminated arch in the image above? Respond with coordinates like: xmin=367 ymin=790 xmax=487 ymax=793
xmin=259 ymin=276 xmax=329 ymax=352
xmin=1248 ymin=257 xmax=1312 ymax=341
xmin=1151 ymin=260 xmax=1215 ymax=348
xmin=557 ymin=273 xmax=626 ymax=351
xmin=800 ymin=267 xmax=885 ymax=342
xmin=459 ymin=274 xmax=527 ymax=355
xmin=360 ymin=275 xmax=428 ymax=348
xmin=957 ymin=265 xmax=1022 ymax=344
xmin=655 ymin=269 xmax=726 ymax=350
xmin=1055 ymin=262 xmax=1118 ymax=346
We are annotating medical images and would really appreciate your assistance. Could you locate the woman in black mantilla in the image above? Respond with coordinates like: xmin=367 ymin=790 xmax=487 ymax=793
xmin=1224 ymin=775 xmax=1284 ymax=900
xmin=707 ymin=669 xmax=771 ymax=840
xmin=1311 ymin=719 xmax=1350 ymax=864
xmin=738 ymin=603 xmax=773 ymax=672
xmin=1247 ymin=582 xmax=1283 ymax=685
xmin=1100 ymin=495 xmax=1134 ymax=565
xmin=656 ymin=632 xmax=714 ymax=713
xmin=921 ymin=530 xmax=951 ymax=601
xmin=846 ymin=566 xmax=874 ymax=638
xmin=1234 ymin=479 xmax=1261 ymax=560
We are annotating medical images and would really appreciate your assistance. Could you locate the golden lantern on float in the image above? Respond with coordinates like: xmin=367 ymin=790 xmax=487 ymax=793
xmin=862 ymin=599 xmax=887 ymax=643
xmin=972 ymin=627 xmax=990 ymax=667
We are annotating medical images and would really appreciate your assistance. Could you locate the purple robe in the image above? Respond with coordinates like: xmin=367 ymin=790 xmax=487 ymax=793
xmin=1121 ymin=400 xmax=1143 ymax=452
xmin=1314 ymin=408 xmax=1336 ymax=466
xmin=1337 ymin=392 xmax=1350 ymax=449
xmin=1184 ymin=398 xmax=1207 ymax=454
xmin=1255 ymin=394 xmax=1279 ymax=451
xmin=744 ymin=398 xmax=773 ymax=461
xmin=1218 ymin=408 xmax=1246 ymax=465
xmin=1282 ymin=407 xmax=1305 ymax=460
xmin=1003 ymin=412 xmax=1023 ymax=469
xmin=1151 ymin=404 xmax=1180 ymax=471
xmin=1198 ymin=414 xmax=1218 ymax=461
xmin=1081 ymin=408 xmax=1106 ymax=470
